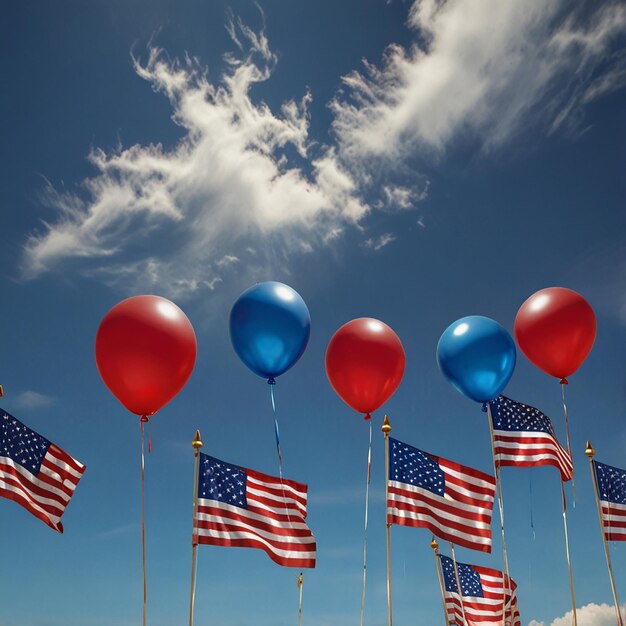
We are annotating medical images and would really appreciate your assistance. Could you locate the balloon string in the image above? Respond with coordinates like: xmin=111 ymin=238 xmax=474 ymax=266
xmin=360 ymin=418 xmax=373 ymax=626
xmin=529 ymin=470 xmax=536 ymax=542
xmin=268 ymin=379 xmax=283 ymax=476
xmin=268 ymin=379 xmax=292 ymax=526
xmin=140 ymin=417 xmax=148 ymax=626
xmin=561 ymin=382 xmax=576 ymax=507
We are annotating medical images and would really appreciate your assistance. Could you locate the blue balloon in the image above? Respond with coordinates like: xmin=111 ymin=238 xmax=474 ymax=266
xmin=230 ymin=281 xmax=311 ymax=380
xmin=436 ymin=315 xmax=516 ymax=403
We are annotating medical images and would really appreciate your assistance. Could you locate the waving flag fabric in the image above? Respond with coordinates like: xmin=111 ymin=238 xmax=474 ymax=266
xmin=387 ymin=438 xmax=496 ymax=552
xmin=0 ymin=408 xmax=85 ymax=532
xmin=489 ymin=395 xmax=573 ymax=481
xmin=594 ymin=459 xmax=626 ymax=541
xmin=439 ymin=554 xmax=521 ymax=626
xmin=193 ymin=453 xmax=316 ymax=568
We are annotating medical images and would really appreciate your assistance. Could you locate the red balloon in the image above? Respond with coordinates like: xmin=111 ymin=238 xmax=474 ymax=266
xmin=325 ymin=318 xmax=405 ymax=417
xmin=514 ymin=287 xmax=596 ymax=381
xmin=95 ymin=295 xmax=197 ymax=417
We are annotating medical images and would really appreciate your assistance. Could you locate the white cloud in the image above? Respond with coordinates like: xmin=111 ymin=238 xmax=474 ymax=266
xmin=331 ymin=0 xmax=626 ymax=161
xmin=19 ymin=3 xmax=626 ymax=295
xmin=22 ymin=19 xmax=368 ymax=296
xmin=364 ymin=233 xmax=396 ymax=251
xmin=216 ymin=254 xmax=240 ymax=268
xmin=13 ymin=390 xmax=55 ymax=410
xmin=529 ymin=603 xmax=626 ymax=626
xmin=380 ymin=182 xmax=429 ymax=210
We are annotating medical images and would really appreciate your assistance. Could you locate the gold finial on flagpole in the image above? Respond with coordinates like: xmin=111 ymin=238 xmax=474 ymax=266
xmin=192 ymin=430 xmax=203 ymax=453
xmin=585 ymin=440 xmax=595 ymax=459
xmin=381 ymin=415 xmax=391 ymax=434
xmin=430 ymin=538 xmax=439 ymax=553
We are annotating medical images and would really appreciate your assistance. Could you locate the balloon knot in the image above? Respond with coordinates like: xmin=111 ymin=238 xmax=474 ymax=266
xmin=481 ymin=403 xmax=488 ymax=413
xmin=364 ymin=413 xmax=372 ymax=421
xmin=140 ymin=415 xmax=150 ymax=423
xmin=559 ymin=378 xmax=569 ymax=385
xmin=267 ymin=378 xmax=276 ymax=385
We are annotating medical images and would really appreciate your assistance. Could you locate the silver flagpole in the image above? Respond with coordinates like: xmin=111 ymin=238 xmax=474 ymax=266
xmin=431 ymin=539 xmax=451 ymax=626
xmin=559 ymin=480 xmax=578 ymax=626
xmin=188 ymin=430 xmax=203 ymax=626
xmin=359 ymin=417 xmax=373 ymax=626
xmin=486 ymin=403 xmax=512 ymax=626
xmin=586 ymin=441 xmax=623 ymax=626
xmin=449 ymin=543 xmax=468 ymax=626
xmin=382 ymin=415 xmax=393 ymax=626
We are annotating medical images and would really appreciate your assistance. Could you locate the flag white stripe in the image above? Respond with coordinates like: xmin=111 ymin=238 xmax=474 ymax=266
xmin=1 ymin=454 xmax=72 ymax=503
xmin=389 ymin=481 xmax=494 ymax=519
xmin=438 ymin=462 xmax=496 ymax=491
xmin=46 ymin=451 xmax=84 ymax=481
xmin=247 ymin=475 xmax=307 ymax=503
xmin=0 ymin=479 xmax=62 ymax=524
xmin=197 ymin=498 xmax=305 ymax=528
xmin=194 ymin=528 xmax=317 ymax=560
xmin=389 ymin=507 xmax=492 ymax=546
xmin=195 ymin=511 xmax=315 ymax=544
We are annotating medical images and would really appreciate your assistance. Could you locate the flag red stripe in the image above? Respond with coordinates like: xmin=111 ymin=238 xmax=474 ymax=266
xmin=195 ymin=535 xmax=315 ymax=567
xmin=0 ymin=485 xmax=63 ymax=531
xmin=388 ymin=484 xmax=493 ymax=523
xmin=493 ymin=429 xmax=572 ymax=481
xmin=0 ymin=461 xmax=71 ymax=509
xmin=196 ymin=506 xmax=315 ymax=539
xmin=390 ymin=514 xmax=491 ymax=552
xmin=195 ymin=519 xmax=316 ymax=549
xmin=387 ymin=506 xmax=492 ymax=539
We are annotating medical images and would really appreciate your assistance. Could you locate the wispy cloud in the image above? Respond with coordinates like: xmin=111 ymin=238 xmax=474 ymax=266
xmin=529 ymin=603 xmax=626 ymax=626
xmin=21 ymin=18 xmax=368 ymax=297
xmin=19 ymin=2 xmax=626 ymax=296
xmin=331 ymin=0 xmax=626 ymax=160
xmin=95 ymin=523 xmax=138 ymax=540
xmin=364 ymin=233 xmax=396 ymax=251
xmin=12 ymin=390 xmax=55 ymax=410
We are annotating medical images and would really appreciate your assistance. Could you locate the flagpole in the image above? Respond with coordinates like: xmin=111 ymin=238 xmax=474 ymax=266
xmin=139 ymin=415 xmax=149 ymax=626
xmin=382 ymin=415 xmax=393 ymax=626
xmin=0 ymin=384 xmax=4 ymax=397
xmin=559 ymin=480 xmax=578 ymax=626
xmin=360 ymin=416 xmax=373 ymax=626
xmin=297 ymin=573 xmax=304 ymax=626
xmin=486 ymin=403 xmax=512 ymax=625
xmin=188 ymin=430 xmax=203 ymax=626
xmin=431 ymin=539 xmax=451 ymax=626
xmin=586 ymin=441 xmax=623 ymax=626
xmin=449 ymin=543 xmax=468 ymax=626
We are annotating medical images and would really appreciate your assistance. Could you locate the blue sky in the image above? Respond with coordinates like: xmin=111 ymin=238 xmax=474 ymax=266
xmin=1 ymin=1 xmax=625 ymax=625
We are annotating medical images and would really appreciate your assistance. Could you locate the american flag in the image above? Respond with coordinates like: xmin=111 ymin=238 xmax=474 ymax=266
xmin=594 ymin=459 xmax=626 ymax=541
xmin=193 ymin=453 xmax=316 ymax=568
xmin=0 ymin=409 xmax=85 ymax=532
xmin=387 ymin=438 xmax=496 ymax=552
xmin=439 ymin=554 xmax=521 ymax=626
xmin=489 ymin=396 xmax=573 ymax=482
